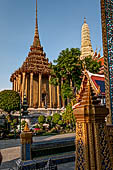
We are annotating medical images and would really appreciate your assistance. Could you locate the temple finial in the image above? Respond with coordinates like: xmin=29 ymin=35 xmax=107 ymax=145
xmin=84 ymin=17 xmax=86 ymax=23
xmin=33 ymin=0 xmax=41 ymax=47
xmin=36 ymin=0 xmax=38 ymax=31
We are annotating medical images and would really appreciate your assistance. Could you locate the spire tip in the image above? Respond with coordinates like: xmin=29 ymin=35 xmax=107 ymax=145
xmin=84 ymin=17 xmax=86 ymax=23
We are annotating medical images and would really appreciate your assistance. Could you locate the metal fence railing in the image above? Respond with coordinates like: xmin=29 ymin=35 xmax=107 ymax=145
xmin=16 ymin=159 xmax=57 ymax=170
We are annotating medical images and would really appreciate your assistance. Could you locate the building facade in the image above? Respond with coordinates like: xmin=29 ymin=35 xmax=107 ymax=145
xmin=10 ymin=0 xmax=60 ymax=109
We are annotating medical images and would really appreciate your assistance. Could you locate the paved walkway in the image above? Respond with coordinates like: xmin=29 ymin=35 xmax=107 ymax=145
xmin=0 ymin=133 xmax=75 ymax=163
xmin=1 ymin=146 xmax=20 ymax=163
xmin=0 ymin=133 xmax=75 ymax=149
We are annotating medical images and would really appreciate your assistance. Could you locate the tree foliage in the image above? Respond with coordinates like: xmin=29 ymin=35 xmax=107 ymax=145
xmin=0 ymin=90 xmax=20 ymax=113
xmin=50 ymin=48 xmax=101 ymax=100
xmin=83 ymin=56 xmax=101 ymax=73
xmin=50 ymin=48 xmax=81 ymax=99
xmin=62 ymin=103 xmax=75 ymax=129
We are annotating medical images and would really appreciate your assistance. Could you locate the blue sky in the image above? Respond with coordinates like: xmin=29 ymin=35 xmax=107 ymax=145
xmin=0 ymin=0 xmax=103 ymax=90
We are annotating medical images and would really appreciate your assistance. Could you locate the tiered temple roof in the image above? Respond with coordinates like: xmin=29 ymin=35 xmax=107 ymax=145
xmin=10 ymin=0 xmax=50 ymax=82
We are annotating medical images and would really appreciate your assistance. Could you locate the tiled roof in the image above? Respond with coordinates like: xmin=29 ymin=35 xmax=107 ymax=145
xmin=97 ymin=57 xmax=104 ymax=66
xmin=91 ymin=75 xmax=105 ymax=95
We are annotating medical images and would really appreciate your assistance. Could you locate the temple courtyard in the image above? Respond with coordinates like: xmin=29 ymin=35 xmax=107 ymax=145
xmin=1 ymin=133 xmax=75 ymax=169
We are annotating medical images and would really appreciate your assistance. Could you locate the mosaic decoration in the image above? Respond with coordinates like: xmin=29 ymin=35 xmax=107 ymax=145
xmin=103 ymin=0 xmax=113 ymax=123
xmin=99 ymin=123 xmax=112 ymax=169
xmin=76 ymin=122 xmax=84 ymax=169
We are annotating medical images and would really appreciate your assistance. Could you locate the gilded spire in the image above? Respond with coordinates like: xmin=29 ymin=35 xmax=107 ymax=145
xmin=33 ymin=0 xmax=41 ymax=47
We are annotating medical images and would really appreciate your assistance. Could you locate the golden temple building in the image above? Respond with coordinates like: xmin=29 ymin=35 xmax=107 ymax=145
xmin=10 ymin=0 xmax=60 ymax=109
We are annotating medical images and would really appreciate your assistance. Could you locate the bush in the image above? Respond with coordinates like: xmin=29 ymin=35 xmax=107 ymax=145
xmin=52 ymin=113 xmax=61 ymax=125
xmin=47 ymin=116 xmax=52 ymax=123
xmin=58 ymin=120 xmax=63 ymax=126
xmin=38 ymin=115 xmax=45 ymax=124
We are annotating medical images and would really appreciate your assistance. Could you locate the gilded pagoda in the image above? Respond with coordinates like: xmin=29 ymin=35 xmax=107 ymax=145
xmin=10 ymin=0 xmax=60 ymax=109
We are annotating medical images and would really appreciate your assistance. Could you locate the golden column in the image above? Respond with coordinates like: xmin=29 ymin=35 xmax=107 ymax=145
xmin=49 ymin=75 xmax=52 ymax=108
xmin=12 ymin=81 xmax=14 ymax=91
xmin=14 ymin=79 xmax=16 ymax=91
xmin=16 ymin=77 xmax=18 ymax=92
xmin=18 ymin=74 xmax=21 ymax=93
xmin=74 ymin=80 xmax=113 ymax=170
xmin=30 ymin=73 xmax=33 ymax=107
xmin=38 ymin=73 xmax=42 ymax=108
xmin=25 ymin=75 xmax=28 ymax=97
xmin=22 ymin=72 xmax=26 ymax=103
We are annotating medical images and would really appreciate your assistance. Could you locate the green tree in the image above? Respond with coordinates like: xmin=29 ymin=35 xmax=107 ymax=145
xmin=50 ymin=48 xmax=101 ymax=101
xmin=52 ymin=113 xmax=61 ymax=125
xmin=83 ymin=56 xmax=101 ymax=73
xmin=50 ymin=48 xmax=82 ymax=100
xmin=0 ymin=90 xmax=20 ymax=113
xmin=38 ymin=115 xmax=45 ymax=124
xmin=62 ymin=103 xmax=75 ymax=130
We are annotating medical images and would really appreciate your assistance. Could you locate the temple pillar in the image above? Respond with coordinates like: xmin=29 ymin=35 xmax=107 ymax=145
xmin=57 ymin=83 xmax=60 ymax=108
xmin=16 ymin=77 xmax=18 ymax=92
xmin=49 ymin=75 xmax=52 ymax=108
xmin=17 ymin=76 xmax=19 ymax=92
xmin=12 ymin=81 xmax=14 ymax=91
xmin=30 ymin=73 xmax=33 ymax=107
xmin=74 ymin=80 xmax=113 ymax=170
xmin=38 ymin=73 xmax=42 ymax=108
xmin=18 ymin=74 xmax=21 ymax=93
xmin=22 ymin=72 xmax=26 ymax=103
xmin=14 ymin=79 xmax=16 ymax=91
xmin=25 ymin=75 xmax=28 ymax=97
